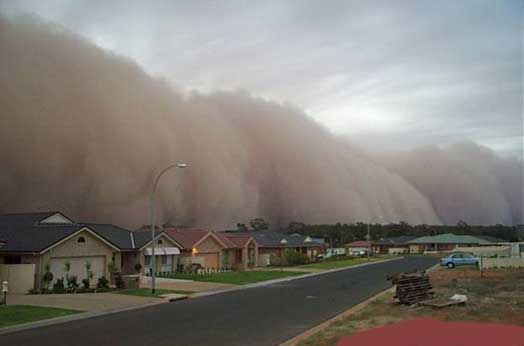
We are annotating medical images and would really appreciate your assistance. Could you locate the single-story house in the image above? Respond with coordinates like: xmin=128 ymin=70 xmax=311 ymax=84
xmin=223 ymin=231 xmax=325 ymax=266
xmin=372 ymin=236 xmax=417 ymax=254
xmin=0 ymin=211 xmax=182 ymax=292
xmin=408 ymin=233 xmax=493 ymax=254
xmin=345 ymin=240 xmax=372 ymax=254
xmin=452 ymin=246 xmax=512 ymax=258
xmin=165 ymin=228 xmax=258 ymax=270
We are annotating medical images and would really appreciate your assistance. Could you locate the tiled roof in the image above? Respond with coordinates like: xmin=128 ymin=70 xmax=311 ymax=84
xmin=165 ymin=228 xmax=213 ymax=249
xmin=0 ymin=211 xmax=62 ymax=226
xmin=219 ymin=231 xmax=324 ymax=248
xmin=373 ymin=236 xmax=417 ymax=246
xmin=408 ymin=233 xmax=491 ymax=245
xmin=0 ymin=211 xmax=154 ymax=253
xmin=225 ymin=234 xmax=253 ymax=247
xmin=0 ymin=223 xmax=82 ymax=252
xmin=84 ymin=223 xmax=135 ymax=250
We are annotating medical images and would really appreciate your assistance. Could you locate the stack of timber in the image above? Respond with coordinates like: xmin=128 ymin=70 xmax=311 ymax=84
xmin=389 ymin=270 xmax=434 ymax=305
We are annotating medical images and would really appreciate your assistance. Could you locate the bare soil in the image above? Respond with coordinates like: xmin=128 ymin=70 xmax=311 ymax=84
xmin=298 ymin=267 xmax=524 ymax=346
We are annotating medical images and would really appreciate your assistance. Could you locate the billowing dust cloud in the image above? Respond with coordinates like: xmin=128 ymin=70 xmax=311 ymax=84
xmin=0 ymin=16 xmax=522 ymax=228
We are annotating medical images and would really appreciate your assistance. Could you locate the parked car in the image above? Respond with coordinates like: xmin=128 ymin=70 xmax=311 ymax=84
xmin=440 ymin=252 xmax=478 ymax=268
xmin=318 ymin=248 xmax=347 ymax=260
xmin=350 ymin=249 xmax=368 ymax=257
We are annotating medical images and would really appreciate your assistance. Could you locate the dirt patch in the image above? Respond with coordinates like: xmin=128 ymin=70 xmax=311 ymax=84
xmin=298 ymin=267 xmax=524 ymax=346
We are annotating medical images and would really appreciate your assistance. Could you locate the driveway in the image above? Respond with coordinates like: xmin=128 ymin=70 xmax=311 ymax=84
xmin=3 ymin=256 xmax=437 ymax=346
xmin=7 ymin=292 xmax=162 ymax=312
xmin=142 ymin=276 xmax=236 ymax=292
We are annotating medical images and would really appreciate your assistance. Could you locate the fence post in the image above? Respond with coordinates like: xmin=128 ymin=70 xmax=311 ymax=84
xmin=479 ymin=256 xmax=483 ymax=278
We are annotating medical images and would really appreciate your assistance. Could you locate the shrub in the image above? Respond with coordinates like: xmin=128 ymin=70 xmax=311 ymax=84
xmin=114 ymin=274 xmax=125 ymax=289
xmin=285 ymin=250 xmax=309 ymax=265
xmin=97 ymin=276 xmax=109 ymax=289
xmin=42 ymin=264 xmax=54 ymax=290
xmin=134 ymin=262 xmax=143 ymax=274
xmin=81 ymin=278 xmax=91 ymax=289
xmin=66 ymin=275 xmax=79 ymax=291
xmin=53 ymin=278 xmax=65 ymax=293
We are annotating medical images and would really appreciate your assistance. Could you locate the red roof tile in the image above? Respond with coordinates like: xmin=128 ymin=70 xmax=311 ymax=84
xmin=225 ymin=234 xmax=253 ymax=247
xmin=346 ymin=240 xmax=372 ymax=247
xmin=164 ymin=228 xmax=210 ymax=249
xmin=165 ymin=228 xmax=238 ymax=249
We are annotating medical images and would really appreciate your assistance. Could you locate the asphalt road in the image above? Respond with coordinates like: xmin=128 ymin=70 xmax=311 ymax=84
xmin=4 ymin=256 xmax=437 ymax=346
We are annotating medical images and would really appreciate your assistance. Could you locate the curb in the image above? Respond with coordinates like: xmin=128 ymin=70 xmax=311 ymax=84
xmin=279 ymin=286 xmax=396 ymax=346
xmin=0 ymin=299 xmax=166 ymax=336
xmin=191 ymin=257 xmax=403 ymax=298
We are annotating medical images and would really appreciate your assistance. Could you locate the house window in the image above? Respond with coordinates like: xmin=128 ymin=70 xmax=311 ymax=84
xmin=77 ymin=236 xmax=86 ymax=244
xmin=144 ymin=256 xmax=151 ymax=265
xmin=161 ymin=256 xmax=167 ymax=265
xmin=157 ymin=239 xmax=163 ymax=245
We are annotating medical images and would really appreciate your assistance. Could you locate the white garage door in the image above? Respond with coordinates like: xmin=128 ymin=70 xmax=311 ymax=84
xmin=50 ymin=256 xmax=105 ymax=283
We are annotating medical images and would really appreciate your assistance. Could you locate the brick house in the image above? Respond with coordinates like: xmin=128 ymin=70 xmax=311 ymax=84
xmin=372 ymin=236 xmax=417 ymax=254
xmin=165 ymin=228 xmax=258 ymax=270
xmin=222 ymin=231 xmax=325 ymax=266
xmin=407 ymin=233 xmax=493 ymax=254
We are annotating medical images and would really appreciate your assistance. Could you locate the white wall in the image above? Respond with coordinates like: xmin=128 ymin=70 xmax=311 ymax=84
xmin=0 ymin=264 xmax=35 ymax=293
xmin=481 ymin=257 xmax=524 ymax=269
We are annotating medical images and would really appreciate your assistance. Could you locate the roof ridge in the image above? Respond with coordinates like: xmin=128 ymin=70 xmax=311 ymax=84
xmin=0 ymin=211 xmax=57 ymax=216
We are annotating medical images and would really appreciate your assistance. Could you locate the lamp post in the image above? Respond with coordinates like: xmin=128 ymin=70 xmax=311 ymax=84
xmin=150 ymin=162 xmax=187 ymax=293
xmin=367 ymin=223 xmax=371 ymax=261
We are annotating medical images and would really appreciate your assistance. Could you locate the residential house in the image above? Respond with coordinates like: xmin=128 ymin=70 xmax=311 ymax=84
xmin=0 ymin=211 xmax=182 ymax=292
xmin=165 ymin=228 xmax=258 ymax=270
xmin=372 ymin=236 xmax=417 ymax=254
xmin=407 ymin=233 xmax=493 ymax=254
xmin=225 ymin=231 xmax=325 ymax=266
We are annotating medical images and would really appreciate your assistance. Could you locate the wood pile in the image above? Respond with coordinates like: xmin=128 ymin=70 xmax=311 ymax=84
xmin=389 ymin=270 xmax=434 ymax=305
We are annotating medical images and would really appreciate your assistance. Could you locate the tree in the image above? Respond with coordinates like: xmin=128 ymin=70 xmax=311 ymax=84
xmin=249 ymin=218 xmax=269 ymax=231
xmin=236 ymin=223 xmax=249 ymax=232
xmin=288 ymin=221 xmax=306 ymax=233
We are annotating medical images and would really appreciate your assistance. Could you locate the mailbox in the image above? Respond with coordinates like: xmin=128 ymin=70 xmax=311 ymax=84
xmin=1 ymin=281 xmax=7 ymax=293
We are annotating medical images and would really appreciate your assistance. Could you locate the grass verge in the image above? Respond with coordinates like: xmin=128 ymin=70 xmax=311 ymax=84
xmin=297 ymin=267 xmax=524 ymax=346
xmin=0 ymin=305 xmax=81 ymax=328
xmin=299 ymin=256 xmax=394 ymax=270
xmin=163 ymin=270 xmax=305 ymax=285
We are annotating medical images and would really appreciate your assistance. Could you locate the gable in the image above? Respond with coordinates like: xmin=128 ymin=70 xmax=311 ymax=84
xmin=40 ymin=227 xmax=119 ymax=256
xmin=141 ymin=233 xmax=181 ymax=250
xmin=39 ymin=212 xmax=74 ymax=224
xmin=196 ymin=235 xmax=223 ymax=252
xmin=42 ymin=227 xmax=118 ymax=257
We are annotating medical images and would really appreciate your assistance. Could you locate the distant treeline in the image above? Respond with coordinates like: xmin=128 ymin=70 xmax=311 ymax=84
xmin=285 ymin=221 xmax=524 ymax=246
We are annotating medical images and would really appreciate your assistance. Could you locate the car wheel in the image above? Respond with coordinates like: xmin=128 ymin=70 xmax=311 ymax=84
xmin=447 ymin=262 xmax=455 ymax=269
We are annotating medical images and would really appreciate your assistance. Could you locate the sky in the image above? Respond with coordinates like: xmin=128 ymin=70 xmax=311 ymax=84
xmin=1 ymin=0 xmax=522 ymax=158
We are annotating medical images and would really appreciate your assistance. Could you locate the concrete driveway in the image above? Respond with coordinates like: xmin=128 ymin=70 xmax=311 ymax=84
xmin=7 ymin=292 xmax=162 ymax=312
xmin=141 ymin=276 xmax=236 ymax=292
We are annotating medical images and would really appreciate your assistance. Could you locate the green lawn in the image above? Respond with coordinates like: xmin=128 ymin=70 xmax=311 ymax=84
xmin=113 ymin=288 xmax=194 ymax=298
xmin=163 ymin=270 xmax=305 ymax=285
xmin=0 ymin=305 xmax=81 ymax=328
xmin=299 ymin=257 xmax=391 ymax=270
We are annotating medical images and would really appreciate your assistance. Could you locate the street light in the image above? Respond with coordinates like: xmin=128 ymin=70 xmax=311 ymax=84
xmin=150 ymin=162 xmax=187 ymax=293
